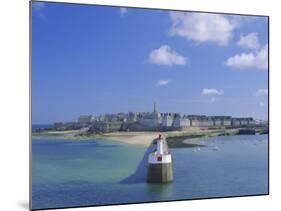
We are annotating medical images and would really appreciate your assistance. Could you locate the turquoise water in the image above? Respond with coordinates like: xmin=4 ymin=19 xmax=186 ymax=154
xmin=32 ymin=135 xmax=268 ymax=210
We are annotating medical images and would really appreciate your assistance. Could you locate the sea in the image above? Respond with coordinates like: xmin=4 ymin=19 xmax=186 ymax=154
xmin=31 ymin=126 xmax=268 ymax=210
xmin=32 ymin=124 xmax=53 ymax=132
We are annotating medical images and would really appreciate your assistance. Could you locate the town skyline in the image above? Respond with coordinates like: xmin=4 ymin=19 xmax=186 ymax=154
xmin=50 ymin=102 xmax=262 ymax=135
xmin=57 ymin=102 xmax=266 ymax=124
xmin=32 ymin=2 xmax=268 ymax=124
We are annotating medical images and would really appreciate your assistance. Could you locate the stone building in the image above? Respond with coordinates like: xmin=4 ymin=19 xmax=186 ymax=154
xmin=231 ymin=117 xmax=255 ymax=127
xmin=172 ymin=115 xmax=191 ymax=128
xmin=137 ymin=103 xmax=162 ymax=129
xmin=78 ymin=115 xmax=93 ymax=124
xmin=200 ymin=117 xmax=214 ymax=127
xmin=128 ymin=112 xmax=137 ymax=122
xmin=161 ymin=113 xmax=174 ymax=127
xmin=187 ymin=115 xmax=207 ymax=126
xmin=221 ymin=116 xmax=232 ymax=126
xmin=211 ymin=116 xmax=232 ymax=126
xmin=138 ymin=112 xmax=162 ymax=128
xmin=187 ymin=115 xmax=232 ymax=127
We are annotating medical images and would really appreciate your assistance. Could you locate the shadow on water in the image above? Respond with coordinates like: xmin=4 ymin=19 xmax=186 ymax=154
xmin=120 ymin=139 xmax=157 ymax=184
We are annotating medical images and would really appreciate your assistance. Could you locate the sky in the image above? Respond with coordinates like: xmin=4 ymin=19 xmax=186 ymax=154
xmin=31 ymin=2 xmax=269 ymax=124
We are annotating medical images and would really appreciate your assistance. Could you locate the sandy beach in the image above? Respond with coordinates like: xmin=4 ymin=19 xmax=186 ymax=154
xmin=33 ymin=127 xmax=240 ymax=146
xmin=96 ymin=131 xmax=159 ymax=146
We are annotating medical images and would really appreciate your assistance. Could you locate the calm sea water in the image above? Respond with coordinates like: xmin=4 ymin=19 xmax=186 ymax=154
xmin=32 ymin=134 xmax=268 ymax=210
xmin=32 ymin=124 xmax=52 ymax=132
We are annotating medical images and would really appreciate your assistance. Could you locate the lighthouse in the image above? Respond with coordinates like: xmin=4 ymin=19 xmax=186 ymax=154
xmin=147 ymin=134 xmax=173 ymax=183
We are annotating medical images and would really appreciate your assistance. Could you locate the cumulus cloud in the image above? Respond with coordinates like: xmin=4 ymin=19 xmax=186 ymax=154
xmin=225 ymin=44 xmax=268 ymax=70
xmin=169 ymin=12 xmax=238 ymax=46
xmin=237 ymin=32 xmax=260 ymax=49
xmin=255 ymin=89 xmax=268 ymax=97
xmin=201 ymin=88 xmax=224 ymax=96
xmin=148 ymin=45 xmax=188 ymax=66
xmin=156 ymin=80 xmax=172 ymax=87
xmin=120 ymin=8 xmax=128 ymax=16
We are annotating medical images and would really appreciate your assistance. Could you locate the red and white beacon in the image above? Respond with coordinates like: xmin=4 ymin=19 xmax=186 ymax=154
xmin=147 ymin=134 xmax=173 ymax=183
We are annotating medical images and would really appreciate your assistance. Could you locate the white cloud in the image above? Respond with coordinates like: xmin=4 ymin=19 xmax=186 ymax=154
xmin=255 ymin=89 xmax=268 ymax=97
xmin=237 ymin=32 xmax=260 ymax=49
xmin=169 ymin=12 xmax=238 ymax=46
xmin=120 ymin=8 xmax=128 ymax=16
xmin=225 ymin=44 xmax=268 ymax=70
xmin=201 ymin=88 xmax=224 ymax=96
xmin=148 ymin=45 xmax=188 ymax=66
xmin=156 ymin=80 xmax=172 ymax=87
xmin=259 ymin=102 xmax=265 ymax=107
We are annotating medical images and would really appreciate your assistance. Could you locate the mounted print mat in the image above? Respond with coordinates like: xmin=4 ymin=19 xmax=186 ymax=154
xmin=31 ymin=1 xmax=269 ymax=210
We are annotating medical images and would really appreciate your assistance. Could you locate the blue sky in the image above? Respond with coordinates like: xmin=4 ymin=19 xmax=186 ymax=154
xmin=32 ymin=2 xmax=268 ymax=124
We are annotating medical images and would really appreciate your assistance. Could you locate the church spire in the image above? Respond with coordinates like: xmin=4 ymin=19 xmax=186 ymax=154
xmin=153 ymin=102 xmax=157 ymax=113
